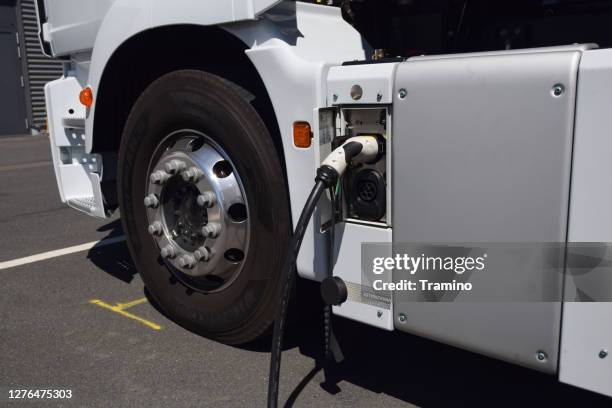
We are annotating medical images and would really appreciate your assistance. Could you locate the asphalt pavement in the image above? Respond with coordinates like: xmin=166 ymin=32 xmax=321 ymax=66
xmin=1 ymin=134 xmax=610 ymax=407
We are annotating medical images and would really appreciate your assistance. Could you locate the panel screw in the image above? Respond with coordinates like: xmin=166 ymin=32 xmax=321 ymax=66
xmin=552 ymin=84 xmax=565 ymax=97
xmin=536 ymin=351 xmax=547 ymax=362
xmin=197 ymin=191 xmax=216 ymax=208
xmin=600 ymin=349 xmax=608 ymax=359
xmin=398 ymin=88 xmax=408 ymax=99
xmin=147 ymin=221 xmax=163 ymax=235
xmin=202 ymin=222 xmax=222 ymax=238
xmin=164 ymin=159 xmax=187 ymax=174
xmin=161 ymin=245 xmax=176 ymax=259
xmin=144 ymin=194 xmax=159 ymax=208
xmin=377 ymin=310 xmax=383 ymax=318
xmin=398 ymin=313 xmax=407 ymax=323
xmin=150 ymin=170 xmax=170 ymax=185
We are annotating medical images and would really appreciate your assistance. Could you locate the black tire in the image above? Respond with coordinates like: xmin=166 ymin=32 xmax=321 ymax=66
xmin=117 ymin=70 xmax=291 ymax=345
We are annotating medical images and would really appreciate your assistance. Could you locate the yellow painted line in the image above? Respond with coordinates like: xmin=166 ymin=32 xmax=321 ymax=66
xmin=115 ymin=297 xmax=148 ymax=310
xmin=89 ymin=299 xmax=162 ymax=331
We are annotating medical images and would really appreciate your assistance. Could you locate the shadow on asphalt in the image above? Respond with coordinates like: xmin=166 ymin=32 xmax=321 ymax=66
xmin=86 ymin=219 xmax=612 ymax=408
xmin=290 ymin=283 xmax=612 ymax=408
xmin=87 ymin=219 xmax=137 ymax=283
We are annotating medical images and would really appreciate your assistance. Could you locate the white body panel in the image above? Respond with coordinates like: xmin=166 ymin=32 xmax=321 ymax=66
xmin=327 ymin=63 xmax=397 ymax=105
xmin=332 ymin=224 xmax=393 ymax=330
xmin=561 ymin=48 xmax=612 ymax=398
xmin=41 ymin=0 xmax=281 ymax=56
xmin=44 ymin=64 xmax=106 ymax=217
xmin=41 ymin=0 xmax=116 ymax=55
xmin=229 ymin=4 xmax=369 ymax=279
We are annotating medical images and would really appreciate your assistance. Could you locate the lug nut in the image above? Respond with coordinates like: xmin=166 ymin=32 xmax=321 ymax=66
xmin=147 ymin=221 xmax=163 ymax=235
xmin=144 ymin=194 xmax=159 ymax=208
xmin=150 ymin=170 xmax=170 ymax=185
xmin=178 ymin=254 xmax=197 ymax=269
xmin=194 ymin=246 xmax=211 ymax=262
xmin=161 ymin=245 xmax=176 ymax=259
xmin=197 ymin=191 xmax=217 ymax=208
xmin=182 ymin=167 xmax=204 ymax=183
xmin=202 ymin=222 xmax=221 ymax=238
xmin=164 ymin=159 xmax=187 ymax=174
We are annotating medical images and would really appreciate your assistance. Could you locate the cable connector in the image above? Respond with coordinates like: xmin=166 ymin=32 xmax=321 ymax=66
xmin=315 ymin=165 xmax=339 ymax=188
xmin=317 ymin=135 xmax=381 ymax=188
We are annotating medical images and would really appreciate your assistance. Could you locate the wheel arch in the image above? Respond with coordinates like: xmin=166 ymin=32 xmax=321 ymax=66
xmin=91 ymin=25 xmax=285 ymax=209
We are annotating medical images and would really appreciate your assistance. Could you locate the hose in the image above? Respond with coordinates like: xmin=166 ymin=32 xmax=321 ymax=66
xmin=267 ymin=179 xmax=328 ymax=408
xmin=267 ymin=135 xmax=381 ymax=408
xmin=325 ymin=184 xmax=336 ymax=359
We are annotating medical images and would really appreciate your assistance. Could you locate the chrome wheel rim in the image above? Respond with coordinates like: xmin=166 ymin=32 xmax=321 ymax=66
xmin=145 ymin=130 xmax=250 ymax=292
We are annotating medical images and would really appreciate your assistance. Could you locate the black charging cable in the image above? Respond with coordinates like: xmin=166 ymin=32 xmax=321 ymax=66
xmin=267 ymin=135 xmax=381 ymax=408
xmin=267 ymin=167 xmax=337 ymax=408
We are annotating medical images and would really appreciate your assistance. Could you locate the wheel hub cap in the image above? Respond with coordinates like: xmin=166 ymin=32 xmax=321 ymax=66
xmin=145 ymin=131 xmax=249 ymax=285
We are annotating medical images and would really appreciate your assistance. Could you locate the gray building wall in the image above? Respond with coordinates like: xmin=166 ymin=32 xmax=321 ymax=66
xmin=0 ymin=0 xmax=27 ymax=136
xmin=0 ymin=0 xmax=62 ymax=136
xmin=17 ymin=0 xmax=63 ymax=133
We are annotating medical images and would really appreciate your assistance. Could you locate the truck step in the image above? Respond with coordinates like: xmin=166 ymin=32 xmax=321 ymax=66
xmin=67 ymin=196 xmax=97 ymax=214
xmin=61 ymin=116 xmax=85 ymax=129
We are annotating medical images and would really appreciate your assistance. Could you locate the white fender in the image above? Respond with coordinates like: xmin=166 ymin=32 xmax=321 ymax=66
xmin=84 ymin=0 xmax=281 ymax=152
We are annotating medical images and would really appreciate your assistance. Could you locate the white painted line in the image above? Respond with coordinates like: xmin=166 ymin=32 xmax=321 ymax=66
xmin=0 ymin=235 xmax=126 ymax=271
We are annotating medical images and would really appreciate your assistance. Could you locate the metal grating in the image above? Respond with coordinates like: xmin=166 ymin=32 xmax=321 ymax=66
xmin=20 ymin=0 xmax=63 ymax=131
xmin=67 ymin=196 xmax=97 ymax=214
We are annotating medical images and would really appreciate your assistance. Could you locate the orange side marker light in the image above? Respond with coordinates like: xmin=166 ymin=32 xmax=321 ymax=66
xmin=293 ymin=121 xmax=312 ymax=148
xmin=79 ymin=86 xmax=93 ymax=108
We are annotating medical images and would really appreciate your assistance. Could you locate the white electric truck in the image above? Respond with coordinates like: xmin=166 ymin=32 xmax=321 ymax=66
xmin=38 ymin=0 xmax=612 ymax=399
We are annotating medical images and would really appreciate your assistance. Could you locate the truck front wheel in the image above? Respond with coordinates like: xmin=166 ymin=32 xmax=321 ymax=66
xmin=117 ymin=70 xmax=291 ymax=345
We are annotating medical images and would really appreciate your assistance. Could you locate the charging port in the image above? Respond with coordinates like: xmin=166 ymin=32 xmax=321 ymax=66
xmin=319 ymin=107 xmax=390 ymax=227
